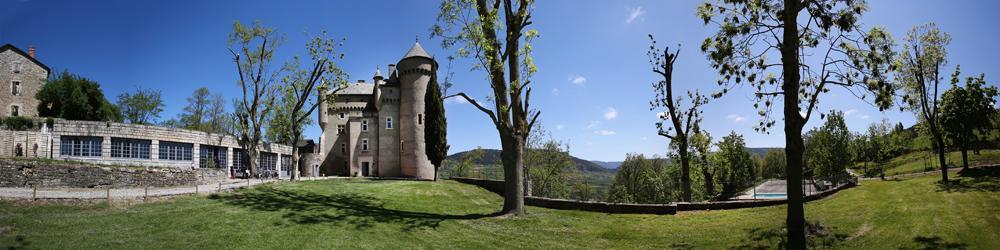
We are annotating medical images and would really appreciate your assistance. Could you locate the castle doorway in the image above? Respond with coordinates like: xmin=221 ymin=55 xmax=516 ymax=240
xmin=361 ymin=162 xmax=371 ymax=177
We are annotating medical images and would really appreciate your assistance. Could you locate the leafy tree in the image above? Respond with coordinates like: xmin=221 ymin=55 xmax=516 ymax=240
xmin=762 ymin=149 xmax=786 ymax=179
xmin=861 ymin=119 xmax=893 ymax=178
xmin=713 ymin=131 xmax=756 ymax=198
xmin=116 ymin=87 xmax=164 ymax=125
xmin=229 ymin=20 xmax=281 ymax=178
xmin=940 ymin=66 xmax=999 ymax=170
xmin=36 ymin=70 xmax=121 ymax=122
xmin=271 ymin=31 xmax=347 ymax=180
xmin=424 ymin=69 xmax=449 ymax=181
xmin=896 ymin=23 xmax=952 ymax=183
xmin=689 ymin=131 xmax=715 ymax=199
xmin=608 ymin=154 xmax=673 ymax=204
xmin=450 ymin=147 xmax=485 ymax=178
xmin=165 ymin=88 xmax=231 ymax=134
xmin=432 ymin=0 xmax=541 ymax=216
xmin=647 ymin=35 xmax=709 ymax=202
xmin=527 ymin=140 xmax=577 ymax=199
xmin=697 ymin=0 xmax=895 ymax=245
xmin=803 ymin=110 xmax=851 ymax=183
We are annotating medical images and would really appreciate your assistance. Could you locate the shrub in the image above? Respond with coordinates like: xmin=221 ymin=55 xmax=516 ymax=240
xmin=1 ymin=116 xmax=36 ymax=130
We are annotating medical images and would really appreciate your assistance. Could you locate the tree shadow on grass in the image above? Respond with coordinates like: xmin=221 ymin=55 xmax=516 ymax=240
xmin=937 ymin=166 xmax=1000 ymax=193
xmin=903 ymin=235 xmax=967 ymax=250
xmin=208 ymin=186 xmax=499 ymax=232
xmin=729 ymin=221 xmax=847 ymax=249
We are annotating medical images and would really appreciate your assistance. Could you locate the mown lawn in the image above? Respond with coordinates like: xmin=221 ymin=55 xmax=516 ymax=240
xmin=854 ymin=149 xmax=1000 ymax=176
xmin=0 ymin=169 xmax=997 ymax=249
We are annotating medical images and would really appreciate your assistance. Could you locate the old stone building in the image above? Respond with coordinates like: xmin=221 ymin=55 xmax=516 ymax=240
xmin=0 ymin=44 xmax=49 ymax=117
xmin=317 ymin=42 xmax=436 ymax=180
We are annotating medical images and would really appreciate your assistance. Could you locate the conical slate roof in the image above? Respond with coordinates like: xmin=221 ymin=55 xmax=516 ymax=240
xmin=374 ymin=68 xmax=383 ymax=78
xmin=402 ymin=42 xmax=432 ymax=59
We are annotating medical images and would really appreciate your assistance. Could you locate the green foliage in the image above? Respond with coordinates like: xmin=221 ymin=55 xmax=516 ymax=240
xmin=0 ymin=116 xmax=36 ymax=130
xmin=761 ymin=149 xmax=786 ymax=179
xmin=164 ymin=88 xmax=231 ymax=134
xmin=804 ymin=110 xmax=852 ymax=181
xmin=229 ymin=20 xmax=283 ymax=176
xmin=940 ymin=66 xmax=998 ymax=168
xmin=854 ymin=119 xmax=893 ymax=177
xmin=713 ymin=131 xmax=756 ymax=198
xmin=448 ymin=147 xmax=485 ymax=178
xmin=116 ymin=87 xmax=164 ymax=125
xmin=608 ymin=154 xmax=675 ymax=204
xmin=36 ymin=70 xmax=121 ymax=122
xmin=895 ymin=23 xmax=953 ymax=181
xmin=424 ymin=74 xmax=449 ymax=171
xmin=527 ymin=140 xmax=579 ymax=199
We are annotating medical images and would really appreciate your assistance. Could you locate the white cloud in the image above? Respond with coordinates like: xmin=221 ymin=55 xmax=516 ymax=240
xmin=556 ymin=124 xmax=565 ymax=130
xmin=552 ymin=88 xmax=561 ymax=96
xmin=594 ymin=130 xmax=617 ymax=136
xmin=727 ymin=114 xmax=746 ymax=123
xmin=860 ymin=114 xmax=871 ymax=119
xmin=569 ymin=75 xmax=587 ymax=85
xmin=586 ymin=120 xmax=601 ymax=129
xmin=844 ymin=109 xmax=858 ymax=116
xmin=604 ymin=107 xmax=618 ymax=120
xmin=626 ymin=6 xmax=645 ymax=23
xmin=444 ymin=96 xmax=468 ymax=105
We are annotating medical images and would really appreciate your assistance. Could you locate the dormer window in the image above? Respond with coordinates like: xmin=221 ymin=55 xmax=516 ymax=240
xmin=11 ymin=81 xmax=20 ymax=96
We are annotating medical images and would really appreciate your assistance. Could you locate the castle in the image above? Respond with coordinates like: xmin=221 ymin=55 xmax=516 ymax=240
xmin=1 ymin=44 xmax=48 ymax=118
xmin=315 ymin=42 xmax=437 ymax=180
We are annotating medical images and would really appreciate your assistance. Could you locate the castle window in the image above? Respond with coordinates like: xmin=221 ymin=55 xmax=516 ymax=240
xmin=337 ymin=125 xmax=345 ymax=135
xmin=362 ymin=139 xmax=369 ymax=151
xmin=341 ymin=143 xmax=346 ymax=154
xmin=10 ymin=105 xmax=19 ymax=117
xmin=362 ymin=120 xmax=369 ymax=131
xmin=111 ymin=137 xmax=151 ymax=159
xmin=159 ymin=141 xmax=193 ymax=161
xmin=339 ymin=112 xmax=345 ymax=119
xmin=12 ymin=61 xmax=21 ymax=73
xmin=11 ymin=81 xmax=20 ymax=96
xmin=386 ymin=117 xmax=393 ymax=129
xmin=60 ymin=136 xmax=103 ymax=157
xmin=418 ymin=114 xmax=424 ymax=125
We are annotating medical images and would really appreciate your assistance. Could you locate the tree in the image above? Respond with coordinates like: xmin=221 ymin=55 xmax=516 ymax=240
xmin=714 ymin=131 xmax=756 ymax=198
xmin=697 ymin=0 xmax=895 ymax=246
xmin=862 ymin=119 xmax=892 ymax=178
xmin=689 ymin=131 xmax=715 ymax=199
xmin=424 ymin=68 xmax=449 ymax=181
xmin=432 ymin=0 xmax=541 ymax=216
xmin=116 ymin=87 xmax=164 ymax=125
xmin=762 ymin=149 xmax=786 ymax=179
xmin=165 ymin=88 xmax=231 ymax=134
xmin=272 ymin=32 xmax=347 ymax=181
xmin=36 ymin=70 xmax=121 ymax=122
xmin=647 ymin=35 xmax=709 ymax=202
xmin=803 ymin=110 xmax=851 ymax=183
xmin=940 ymin=67 xmax=999 ymax=170
xmin=229 ymin=20 xmax=282 ymax=178
xmin=608 ymin=154 xmax=673 ymax=204
xmin=896 ymin=23 xmax=951 ymax=183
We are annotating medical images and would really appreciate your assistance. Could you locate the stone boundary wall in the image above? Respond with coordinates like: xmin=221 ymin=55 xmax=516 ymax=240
xmin=450 ymin=177 xmax=856 ymax=214
xmin=0 ymin=159 xmax=226 ymax=188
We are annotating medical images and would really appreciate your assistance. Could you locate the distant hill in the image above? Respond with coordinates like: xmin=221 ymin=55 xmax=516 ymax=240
xmin=590 ymin=161 xmax=623 ymax=170
xmin=747 ymin=147 xmax=782 ymax=159
xmin=447 ymin=149 xmax=615 ymax=173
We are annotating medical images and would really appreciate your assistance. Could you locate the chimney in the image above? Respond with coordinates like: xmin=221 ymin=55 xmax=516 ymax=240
xmin=28 ymin=46 xmax=36 ymax=58
xmin=388 ymin=64 xmax=396 ymax=76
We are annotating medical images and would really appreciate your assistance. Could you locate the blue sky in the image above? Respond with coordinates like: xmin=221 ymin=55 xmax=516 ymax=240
xmin=3 ymin=0 xmax=998 ymax=161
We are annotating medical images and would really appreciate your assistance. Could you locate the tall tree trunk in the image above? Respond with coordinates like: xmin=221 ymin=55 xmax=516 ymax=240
xmin=782 ymin=0 xmax=807 ymax=247
xmin=500 ymin=130 xmax=525 ymax=215
xmin=291 ymin=130 xmax=301 ymax=180
xmin=248 ymin=149 xmax=260 ymax=178
xmin=932 ymin=132 xmax=948 ymax=183
xmin=679 ymin=142 xmax=692 ymax=202
xmin=960 ymin=138 xmax=969 ymax=171
xmin=702 ymin=168 xmax=714 ymax=198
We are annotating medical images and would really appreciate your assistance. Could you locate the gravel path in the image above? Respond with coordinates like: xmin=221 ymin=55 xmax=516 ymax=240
xmin=0 ymin=176 xmax=343 ymax=200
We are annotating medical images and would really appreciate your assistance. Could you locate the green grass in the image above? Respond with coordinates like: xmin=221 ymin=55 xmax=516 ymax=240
xmin=854 ymin=149 xmax=1000 ymax=176
xmin=1 ymin=170 xmax=998 ymax=249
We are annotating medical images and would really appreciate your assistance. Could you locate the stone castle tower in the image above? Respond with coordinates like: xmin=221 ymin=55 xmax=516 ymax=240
xmin=315 ymin=42 xmax=437 ymax=180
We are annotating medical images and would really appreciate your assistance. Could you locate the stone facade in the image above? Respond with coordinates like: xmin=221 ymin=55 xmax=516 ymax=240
xmin=0 ymin=44 xmax=49 ymax=118
xmin=317 ymin=42 xmax=436 ymax=180
xmin=0 ymin=119 xmax=293 ymax=177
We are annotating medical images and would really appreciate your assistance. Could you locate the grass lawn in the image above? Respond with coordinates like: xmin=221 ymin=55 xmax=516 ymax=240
xmin=0 ymin=169 xmax=998 ymax=249
xmin=855 ymin=149 xmax=1000 ymax=176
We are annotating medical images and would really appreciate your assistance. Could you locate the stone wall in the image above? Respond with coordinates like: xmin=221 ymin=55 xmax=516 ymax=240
xmin=451 ymin=177 xmax=857 ymax=214
xmin=0 ymin=159 xmax=226 ymax=188
xmin=0 ymin=47 xmax=48 ymax=118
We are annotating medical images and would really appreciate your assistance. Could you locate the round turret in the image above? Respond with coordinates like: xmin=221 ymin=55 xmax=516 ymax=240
xmin=396 ymin=42 xmax=437 ymax=180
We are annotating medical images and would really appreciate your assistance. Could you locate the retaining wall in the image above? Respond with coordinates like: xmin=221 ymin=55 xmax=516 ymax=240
xmin=0 ymin=159 xmax=226 ymax=188
xmin=450 ymin=177 xmax=856 ymax=214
